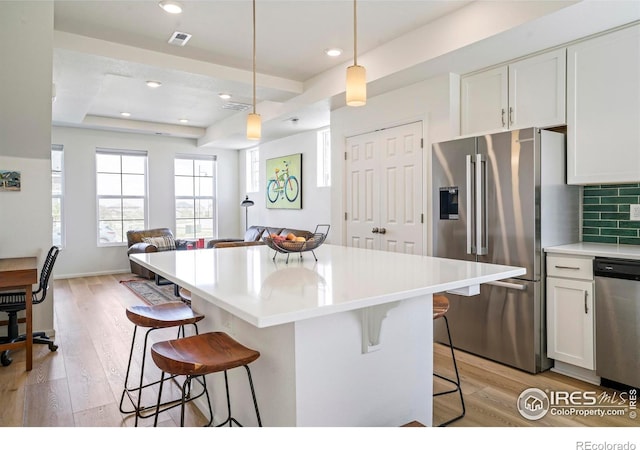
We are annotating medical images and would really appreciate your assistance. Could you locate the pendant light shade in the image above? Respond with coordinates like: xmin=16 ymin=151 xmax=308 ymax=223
xmin=346 ymin=64 xmax=366 ymax=106
xmin=346 ymin=0 xmax=366 ymax=107
xmin=247 ymin=0 xmax=261 ymax=140
xmin=247 ymin=112 xmax=261 ymax=140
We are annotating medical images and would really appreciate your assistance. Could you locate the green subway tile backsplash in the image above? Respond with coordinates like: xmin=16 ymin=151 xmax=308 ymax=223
xmin=582 ymin=184 xmax=640 ymax=245
xmin=619 ymin=187 xmax=640 ymax=196
xmin=601 ymin=196 xmax=639 ymax=204
xmin=583 ymin=204 xmax=618 ymax=212
xmin=601 ymin=213 xmax=629 ymax=220
xmin=583 ymin=220 xmax=618 ymax=228
xmin=583 ymin=197 xmax=600 ymax=205
xmin=583 ymin=235 xmax=619 ymax=244
xmin=619 ymin=221 xmax=640 ymax=229
xmin=601 ymin=184 xmax=639 ymax=188
xmin=583 ymin=188 xmax=619 ymax=197
xmin=601 ymin=228 xmax=638 ymax=237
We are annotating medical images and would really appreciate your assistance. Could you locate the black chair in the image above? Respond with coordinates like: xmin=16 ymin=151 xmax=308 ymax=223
xmin=433 ymin=294 xmax=465 ymax=427
xmin=0 ymin=246 xmax=60 ymax=367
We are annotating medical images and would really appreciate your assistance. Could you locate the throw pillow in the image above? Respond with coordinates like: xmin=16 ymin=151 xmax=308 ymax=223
xmin=142 ymin=235 xmax=176 ymax=251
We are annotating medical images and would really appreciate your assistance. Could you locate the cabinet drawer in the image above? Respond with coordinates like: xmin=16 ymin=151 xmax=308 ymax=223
xmin=547 ymin=254 xmax=593 ymax=280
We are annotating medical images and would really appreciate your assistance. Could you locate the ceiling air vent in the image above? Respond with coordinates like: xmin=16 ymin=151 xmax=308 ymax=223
xmin=222 ymin=102 xmax=251 ymax=111
xmin=168 ymin=31 xmax=192 ymax=46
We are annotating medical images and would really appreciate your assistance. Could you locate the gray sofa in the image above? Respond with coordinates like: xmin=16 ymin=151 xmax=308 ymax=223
xmin=207 ymin=226 xmax=314 ymax=249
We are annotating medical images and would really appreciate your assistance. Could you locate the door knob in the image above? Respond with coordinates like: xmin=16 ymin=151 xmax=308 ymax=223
xmin=372 ymin=227 xmax=379 ymax=234
xmin=378 ymin=227 xmax=387 ymax=234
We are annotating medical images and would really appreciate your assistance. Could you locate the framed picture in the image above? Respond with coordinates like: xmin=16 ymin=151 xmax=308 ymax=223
xmin=0 ymin=170 xmax=21 ymax=192
xmin=266 ymin=153 xmax=302 ymax=209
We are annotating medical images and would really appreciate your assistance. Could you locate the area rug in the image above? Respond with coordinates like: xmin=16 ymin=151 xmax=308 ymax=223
xmin=120 ymin=279 xmax=183 ymax=306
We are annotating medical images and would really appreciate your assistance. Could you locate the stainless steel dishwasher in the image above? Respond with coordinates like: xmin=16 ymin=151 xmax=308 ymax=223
xmin=594 ymin=257 xmax=640 ymax=389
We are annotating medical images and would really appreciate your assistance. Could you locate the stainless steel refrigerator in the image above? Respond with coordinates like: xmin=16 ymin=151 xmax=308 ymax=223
xmin=432 ymin=127 xmax=579 ymax=373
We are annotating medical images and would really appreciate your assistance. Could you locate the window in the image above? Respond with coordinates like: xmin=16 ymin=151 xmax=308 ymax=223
xmin=96 ymin=149 xmax=147 ymax=245
xmin=246 ymin=148 xmax=259 ymax=193
xmin=175 ymin=155 xmax=217 ymax=239
xmin=52 ymin=145 xmax=64 ymax=247
xmin=317 ymin=128 xmax=331 ymax=187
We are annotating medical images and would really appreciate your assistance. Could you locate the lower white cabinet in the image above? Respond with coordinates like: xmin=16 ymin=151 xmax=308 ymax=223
xmin=546 ymin=254 xmax=595 ymax=370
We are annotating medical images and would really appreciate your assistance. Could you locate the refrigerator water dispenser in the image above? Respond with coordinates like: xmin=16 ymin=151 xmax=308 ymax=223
xmin=439 ymin=187 xmax=459 ymax=220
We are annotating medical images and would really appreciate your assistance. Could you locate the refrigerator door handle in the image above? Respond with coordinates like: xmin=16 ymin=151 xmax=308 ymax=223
xmin=466 ymin=154 xmax=474 ymax=254
xmin=487 ymin=280 xmax=527 ymax=291
xmin=475 ymin=154 xmax=488 ymax=255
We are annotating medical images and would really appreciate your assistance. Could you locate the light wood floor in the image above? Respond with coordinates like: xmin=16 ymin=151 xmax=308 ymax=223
xmin=0 ymin=273 xmax=636 ymax=427
xmin=433 ymin=344 xmax=637 ymax=427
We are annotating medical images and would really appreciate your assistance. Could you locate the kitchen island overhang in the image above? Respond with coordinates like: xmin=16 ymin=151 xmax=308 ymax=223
xmin=130 ymin=244 xmax=525 ymax=426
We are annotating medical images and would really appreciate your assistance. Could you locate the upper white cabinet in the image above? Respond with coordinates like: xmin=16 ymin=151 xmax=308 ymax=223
xmin=567 ymin=24 xmax=640 ymax=185
xmin=460 ymin=48 xmax=566 ymax=136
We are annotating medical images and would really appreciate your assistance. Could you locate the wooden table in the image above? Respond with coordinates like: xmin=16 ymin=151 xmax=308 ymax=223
xmin=0 ymin=257 xmax=37 ymax=371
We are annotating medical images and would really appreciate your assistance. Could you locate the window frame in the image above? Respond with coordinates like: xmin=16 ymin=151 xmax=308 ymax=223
xmin=51 ymin=144 xmax=64 ymax=248
xmin=174 ymin=154 xmax=218 ymax=240
xmin=317 ymin=128 xmax=331 ymax=187
xmin=95 ymin=148 xmax=148 ymax=247
xmin=246 ymin=147 xmax=260 ymax=193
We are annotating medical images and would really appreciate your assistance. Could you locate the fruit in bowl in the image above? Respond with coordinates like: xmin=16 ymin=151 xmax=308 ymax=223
xmin=269 ymin=233 xmax=286 ymax=243
xmin=286 ymin=233 xmax=297 ymax=241
xmin=294 ymin=236 xmax=306 ymax=242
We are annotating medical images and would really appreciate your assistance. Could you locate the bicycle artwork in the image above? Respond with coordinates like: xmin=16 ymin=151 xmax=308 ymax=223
xmin=265 ymin=153 xmax=302 ymax=209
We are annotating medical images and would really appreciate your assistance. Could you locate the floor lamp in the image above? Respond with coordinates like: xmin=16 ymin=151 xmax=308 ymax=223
xmin=241 ymin=195 xmax=255 ymax=230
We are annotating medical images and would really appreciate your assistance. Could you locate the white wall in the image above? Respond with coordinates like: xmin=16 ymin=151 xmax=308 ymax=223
xmin=330 ymin=73 xmax=459 ymax=255
xmin=237 ymin=129 xmax=332 ymax=239
xmin=0 ymin=2 xmax=54 ymax=334
xmin=51 ymin=126 xmax=239 ymax=277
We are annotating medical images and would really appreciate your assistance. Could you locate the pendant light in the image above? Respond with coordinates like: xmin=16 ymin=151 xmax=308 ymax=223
xmin=346 ymin=0 xmax=366 ymax=106
xmin=247 ymin=0 xmax=261 ymax=140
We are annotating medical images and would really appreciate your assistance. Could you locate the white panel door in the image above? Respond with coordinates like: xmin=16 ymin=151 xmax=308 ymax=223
xmin=346 ymin=122 xmax=423 ymax=254
xmin=345 ymin=133 xmax=379 ymax=249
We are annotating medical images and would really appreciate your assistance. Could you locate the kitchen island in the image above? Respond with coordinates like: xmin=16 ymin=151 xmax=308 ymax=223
xmin=130 ymin=244 xmax=525 ymax=427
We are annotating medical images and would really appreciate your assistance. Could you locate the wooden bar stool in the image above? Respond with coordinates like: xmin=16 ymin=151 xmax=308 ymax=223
xmin=151 ymin=331 xmax=262 ymax=427
xmin=119 ymin=301 xmax=204 ymax=426
xmin=433 ymin=294 xmax=465 ymax=427
xmin=178 ymin=287 xmax=191 ymax=305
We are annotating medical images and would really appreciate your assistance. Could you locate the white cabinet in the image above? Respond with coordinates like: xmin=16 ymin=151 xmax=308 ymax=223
xmin=546 ymin=254 xmax=595 ymax=370
xmin=567 ymin=24 xmax=640 ymax=185
xmin=460 ymin=66 xmax=507 ymax=135
xmin=460 ymin=48 xmax=566 ymax=135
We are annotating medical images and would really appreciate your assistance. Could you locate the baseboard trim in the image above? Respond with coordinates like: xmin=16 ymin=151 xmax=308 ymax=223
xmin=551 ymin=361 xmax=601 ymax=385
xmin=54 ymin=269 xmax=131 ymax=280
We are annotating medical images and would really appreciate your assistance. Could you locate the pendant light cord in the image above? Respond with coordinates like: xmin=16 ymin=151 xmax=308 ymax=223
xmin=252 ymin=0 xmax=257 ymax=115
xmin=353 ymin=0 xmax=357 ymax=66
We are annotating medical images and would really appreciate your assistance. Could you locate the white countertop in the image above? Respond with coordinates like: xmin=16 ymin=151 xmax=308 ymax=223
xmin=545 ymin=242 xmax=640 ymax=260
xmin=131 ymin=244 xmax=525 ymax=328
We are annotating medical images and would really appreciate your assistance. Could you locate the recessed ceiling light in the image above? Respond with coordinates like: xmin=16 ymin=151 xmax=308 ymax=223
xmin=146 ymin=80 xmax=162 ymax=88
xmin=120 ymin=112 xmax=131 ymax=117
xmin=179 ymin=118 xmax=189 ymax=123
xmin=325 ymin=48 xmax=343 ymax=57
xmin=159 ymin=1 xmax=182 ymax=14
xmin=218 ymin=93 xmax=232 ymax=100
